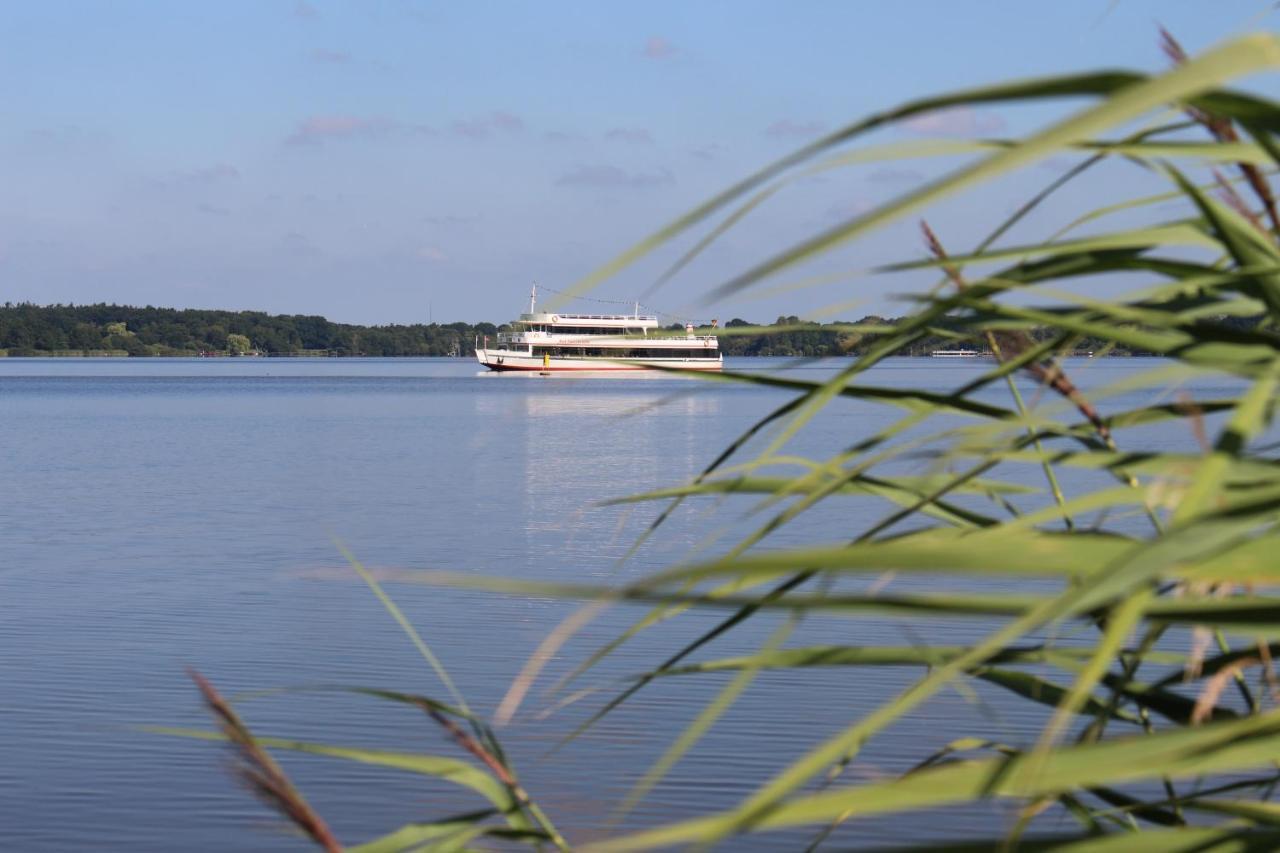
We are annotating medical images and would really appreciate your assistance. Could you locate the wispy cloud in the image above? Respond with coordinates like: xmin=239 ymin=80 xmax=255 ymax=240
xmin=280 ymin=231 xmax=322 ymax=256
xmin=451 ymin=111 xmax=523 ymax=139
xmin=556 ymin=164 xmax=674 ymax=189
xmin=292 ymin=0 xmax=319 ymax=20
xmin=310 ymin=48 xmax=352 ymax=64
xmin=285 ymin=115 xmax=433 ymax=146
xmin=642 ymin=36 xmax=678 ymax=59
xmin=544 ymin=130 xmax=585 ymax=144
xmin=688 ymin=143 xmax=724 ymax=161
xmin=285 ymin=111 xmax=523 ymax=146
xmin=178 ymin=163 xmax=240 ymax=183
xmin=417 ymin=246 xmax=448 ymax=261
xmin=868 ymin=166 xmax=923 ymax=184
xmin=605 ymin=127 xmax=653 ymax=145
xmin=137 ymin=163 xmax=240 ymax=192
xmin=20 ymin=125 xmax=112 ymax=156
xmin=423 ymin=214 xmax=479 ymax=227
xmin=196 ymin=203 xmax=231 ymax=216
xmin=765 ymin=119 xmax=827 ymax=139
xmin=1039 ymin=156 xmax=1077 ymax=173
xmin=903 ymin=106 xmax=1005 ymax=137
xmin=825 ymin=199 xmax=873 ymax=221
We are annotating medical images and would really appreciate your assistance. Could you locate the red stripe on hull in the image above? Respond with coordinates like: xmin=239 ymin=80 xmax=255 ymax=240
xmin=482 ymin=362 xmax=722 ymax=372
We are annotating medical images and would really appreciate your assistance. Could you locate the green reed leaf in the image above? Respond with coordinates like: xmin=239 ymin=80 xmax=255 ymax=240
xmin=586 ymin=709 xmax=1280 ymax=850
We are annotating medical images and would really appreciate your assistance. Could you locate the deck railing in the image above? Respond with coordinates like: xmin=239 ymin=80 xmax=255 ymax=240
xmin=497 ymin=334 xmax=718 ymax=344
xmin=520 ymin=313 xmax=658 ymax=322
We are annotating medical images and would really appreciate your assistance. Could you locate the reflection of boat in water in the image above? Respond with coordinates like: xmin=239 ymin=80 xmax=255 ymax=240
xmin=930 ymin=349 xmax=981 ymax=358
xmin=476 ymin=286 xmax=722 ymax=372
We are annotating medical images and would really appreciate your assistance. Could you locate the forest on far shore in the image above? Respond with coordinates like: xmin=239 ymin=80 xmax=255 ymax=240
xmin=0 ymin=302 xmax=1149 ymax=358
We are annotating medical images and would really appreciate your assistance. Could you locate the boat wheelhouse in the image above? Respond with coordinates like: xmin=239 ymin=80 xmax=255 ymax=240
xmin=476 ymin=287 xmax=722 ymax=372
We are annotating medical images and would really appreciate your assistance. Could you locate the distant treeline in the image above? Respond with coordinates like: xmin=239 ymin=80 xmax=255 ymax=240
xmin=0 ymin=303 xmax=499 ymax=357
xmin=711 ymin=316 xmax=1108 ymax=357
xmin=0 ymin=302 xmax=1169 ymax=357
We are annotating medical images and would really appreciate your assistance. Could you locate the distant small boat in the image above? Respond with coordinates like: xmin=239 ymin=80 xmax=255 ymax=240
xmin=930 ymin=349 xmax=981 ymax=358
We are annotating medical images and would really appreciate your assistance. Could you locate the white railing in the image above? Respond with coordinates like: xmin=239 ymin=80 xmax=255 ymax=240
xmin=498 ymin=334 xmax=718 ymax=344
xmin=645 ymin=335 xmax=719 ymax=342
xmin=523 ymin=313 xmax=659 ymax=322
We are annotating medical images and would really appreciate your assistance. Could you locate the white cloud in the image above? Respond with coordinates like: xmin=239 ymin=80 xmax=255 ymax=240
xmin=451 ymin=111 xmax=523 ymax=139
xmin=285 ymin=115 xmax=433 ymax=146
xmin=903 ymin=107 xmax=1005 ymax=137
xmin=605 ymin=127 xmax=654 ymax=145
xmin=765 ymin=119 xmax=827 ymax=139
xmin=556 ymin=164 xmax=674 ymax=189
xmin=310 ymin=48 xmax=352 ymax=64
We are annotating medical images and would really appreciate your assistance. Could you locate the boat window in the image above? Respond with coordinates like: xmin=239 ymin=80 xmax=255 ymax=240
xmin=527 ymin=345 xmax=718 ymax=360
xmin=554 ymin=325 xmax=632 ymax=336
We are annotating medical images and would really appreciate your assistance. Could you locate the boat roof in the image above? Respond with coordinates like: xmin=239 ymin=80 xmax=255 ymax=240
xmin=518 ymin=312 xmax=658 ymax=324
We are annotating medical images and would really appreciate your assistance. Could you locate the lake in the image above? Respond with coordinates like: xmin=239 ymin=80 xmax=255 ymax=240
xmin=0 ymin=356 xmax=1225 ymax=850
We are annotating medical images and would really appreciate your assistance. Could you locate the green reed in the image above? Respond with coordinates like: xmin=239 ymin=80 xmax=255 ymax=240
xmin=167 ymin=31 xmax=1280 ymax=851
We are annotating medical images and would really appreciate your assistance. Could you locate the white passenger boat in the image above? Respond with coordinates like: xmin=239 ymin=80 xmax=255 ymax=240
xmin=476 ymin=287 xmax=722 ymax=372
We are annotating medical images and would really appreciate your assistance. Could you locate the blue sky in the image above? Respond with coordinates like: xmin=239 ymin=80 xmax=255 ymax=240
xmin=2 ymin=1 xmax=1278 ymax=324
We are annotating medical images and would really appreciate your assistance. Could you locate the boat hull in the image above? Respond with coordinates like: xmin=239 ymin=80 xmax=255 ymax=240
xmin=476 ymin=350 xmax=721 ymax=372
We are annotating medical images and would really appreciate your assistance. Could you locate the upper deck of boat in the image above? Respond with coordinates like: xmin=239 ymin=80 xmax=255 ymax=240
xmin=516 ymin=312 xmax=659 ymax=329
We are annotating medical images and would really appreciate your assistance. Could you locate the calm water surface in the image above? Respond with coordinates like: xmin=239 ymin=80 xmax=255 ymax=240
xmin=0 ymin=357 xmax=1228 ymax=849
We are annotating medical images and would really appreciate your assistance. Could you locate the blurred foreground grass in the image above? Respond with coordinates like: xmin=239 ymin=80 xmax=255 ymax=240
xmin=166 ymin=30 xmax=1280 ymax=852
